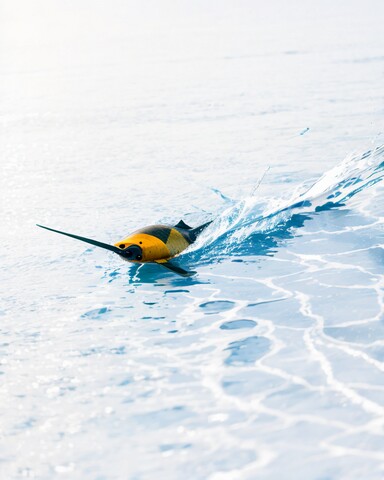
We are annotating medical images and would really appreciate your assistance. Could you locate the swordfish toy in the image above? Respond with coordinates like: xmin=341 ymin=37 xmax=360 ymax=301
xmin=37 ymin=220 xmax=212 ymax=276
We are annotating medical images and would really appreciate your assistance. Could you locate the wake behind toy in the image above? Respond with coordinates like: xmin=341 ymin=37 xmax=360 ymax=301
xmin=37 ymin=220 xmax=212 ymax=276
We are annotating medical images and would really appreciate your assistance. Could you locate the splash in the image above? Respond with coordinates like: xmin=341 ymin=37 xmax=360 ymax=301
xmin=184 ymin=145 xmax=384 ymax=264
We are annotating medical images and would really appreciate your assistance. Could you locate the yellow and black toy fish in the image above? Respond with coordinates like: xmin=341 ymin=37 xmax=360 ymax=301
xmin=36 ymin=220 xmax=211 ymax=276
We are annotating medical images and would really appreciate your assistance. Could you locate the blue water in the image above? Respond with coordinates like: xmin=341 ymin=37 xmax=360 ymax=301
xmin=1 ymin=1 xmax=384 ymax=479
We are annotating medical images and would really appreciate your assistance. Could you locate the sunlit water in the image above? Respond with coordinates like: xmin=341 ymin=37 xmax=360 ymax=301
xmin=1 ymin=1 xmax=384 ymax=479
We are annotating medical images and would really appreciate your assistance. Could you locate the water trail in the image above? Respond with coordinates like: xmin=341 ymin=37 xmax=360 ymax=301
xmin=183 ymin=145 xmax=384 ymax=264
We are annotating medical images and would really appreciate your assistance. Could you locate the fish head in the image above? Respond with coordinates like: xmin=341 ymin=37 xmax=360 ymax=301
xmin=114 ymin=242 xmax=143 ymax=261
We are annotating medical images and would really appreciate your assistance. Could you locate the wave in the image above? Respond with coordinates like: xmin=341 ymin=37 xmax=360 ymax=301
xmin=182 ymin=145 xmax=384 ymax=265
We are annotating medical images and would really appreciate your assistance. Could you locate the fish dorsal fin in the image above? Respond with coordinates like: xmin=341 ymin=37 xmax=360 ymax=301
xmin=174 ymin=219 xmax=192 ymax=230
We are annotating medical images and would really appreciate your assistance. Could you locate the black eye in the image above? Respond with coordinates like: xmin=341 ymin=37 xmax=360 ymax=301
xmin=119 ymin=244 xmax=125 ymax=249
xmin=139 ymin=242 xmax=142 ymax=244
xmin=136 ymin=255 xmax=142 ymax=260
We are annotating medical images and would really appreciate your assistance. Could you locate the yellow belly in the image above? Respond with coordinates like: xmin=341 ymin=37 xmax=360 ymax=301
xmin=166 ymin=229 xmax=190 ymax=257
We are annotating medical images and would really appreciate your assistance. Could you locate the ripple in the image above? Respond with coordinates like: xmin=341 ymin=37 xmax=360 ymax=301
xmin=220 ymin=319 xmax=257 ymax=330
xmin=81 ymin=307 xmax=111 ymax=320
xmin=225 ymin=336 xmax=271 ymax=365
xmin=164 ymin=289 xmax=190 ymax=294
xmin=199 ymin=300 xmax=235 ymax=314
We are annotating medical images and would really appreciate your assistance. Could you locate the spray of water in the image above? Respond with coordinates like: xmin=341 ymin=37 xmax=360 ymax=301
xmin=183 ymin=145 xmax=384 ymax=264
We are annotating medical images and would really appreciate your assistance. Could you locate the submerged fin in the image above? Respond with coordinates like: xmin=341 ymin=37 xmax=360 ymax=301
xmin=36 ymin=224 xmax=122 ymax=254
xmin=154 ymin=260 xmax=196 ymax=277
xmin=174 ymin=219 xmax=192 ymax=230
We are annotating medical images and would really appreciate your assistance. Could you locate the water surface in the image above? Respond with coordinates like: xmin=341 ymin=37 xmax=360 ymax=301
xmin=1 ymin=1 xmax=384 ymax=479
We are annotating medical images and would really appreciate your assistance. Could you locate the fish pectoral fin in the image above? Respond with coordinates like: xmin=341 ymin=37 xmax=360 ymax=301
xmin=154 ymin=260 xmax=196 ymax=277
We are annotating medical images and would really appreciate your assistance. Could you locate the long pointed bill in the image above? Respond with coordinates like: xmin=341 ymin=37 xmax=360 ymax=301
xmin=36 ymin=224 xmax=122 ymax=254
